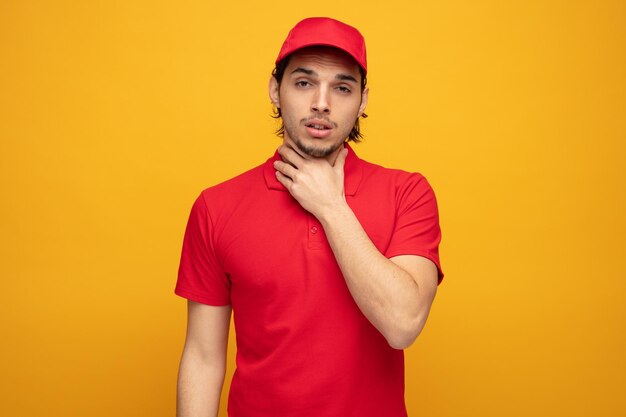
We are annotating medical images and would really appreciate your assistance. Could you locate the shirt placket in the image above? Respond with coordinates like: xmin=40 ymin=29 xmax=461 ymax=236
xmin=307 ymin=213 xmax=325 ymax=250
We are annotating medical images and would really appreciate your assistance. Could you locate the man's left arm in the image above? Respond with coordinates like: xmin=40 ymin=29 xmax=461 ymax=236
xmin=319 ymin=203 xmax=438 ymax=350
xmin=274 ymin=142 xmax=439 ymax=349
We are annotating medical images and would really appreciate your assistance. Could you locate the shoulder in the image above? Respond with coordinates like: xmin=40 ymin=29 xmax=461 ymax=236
xmin=185 ymin=161 xmax=268 ymax=239
xmin=197 ymin=161 xmax=266 ymax=206
xmin=358 ymin=157 xmax=436 ymax=199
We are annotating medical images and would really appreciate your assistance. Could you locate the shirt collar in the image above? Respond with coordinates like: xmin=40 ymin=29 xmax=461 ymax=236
xmin=263 ymin=142 xmax=363 ymax=196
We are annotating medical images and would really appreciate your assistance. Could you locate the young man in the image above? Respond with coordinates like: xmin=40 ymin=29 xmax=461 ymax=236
xmin=175 ymin=17 xmax=444 ymax=417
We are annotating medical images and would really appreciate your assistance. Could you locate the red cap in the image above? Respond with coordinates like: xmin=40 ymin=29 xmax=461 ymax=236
xmin=275 ymin=17 xmax=367 ymax=74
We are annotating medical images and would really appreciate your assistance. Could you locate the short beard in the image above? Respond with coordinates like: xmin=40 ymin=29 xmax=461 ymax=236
xmin=292 ymin=135 xmax=344 ymax=158
xmin=283 ymin=122 xmax=349 ymax=158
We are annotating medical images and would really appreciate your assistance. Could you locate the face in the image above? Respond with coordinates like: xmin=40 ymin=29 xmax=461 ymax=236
xmin=269 ymin=46 xmax=368 ymax=161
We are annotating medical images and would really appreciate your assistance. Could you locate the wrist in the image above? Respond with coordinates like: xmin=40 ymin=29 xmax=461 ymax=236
xmin=318 ymin=198 xmax=352 ymax=227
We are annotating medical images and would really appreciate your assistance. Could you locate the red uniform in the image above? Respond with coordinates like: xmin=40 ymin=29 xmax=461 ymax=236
xmin=175 ymin=143 xmax=443 ymax=417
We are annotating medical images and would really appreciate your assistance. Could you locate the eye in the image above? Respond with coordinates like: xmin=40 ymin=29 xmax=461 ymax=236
xmin=337 ymin=86 xmax=352 ymax=93
xmin=295 ymin=80 xmax=311 ymax=88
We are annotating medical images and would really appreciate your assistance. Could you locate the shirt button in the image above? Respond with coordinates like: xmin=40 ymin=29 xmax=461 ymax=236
xmin=310 ymin=226 xmax=318 ymax=234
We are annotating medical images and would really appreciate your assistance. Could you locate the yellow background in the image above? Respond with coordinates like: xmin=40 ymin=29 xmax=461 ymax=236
xmin=1 ymin=1 xmax=624 ymax=416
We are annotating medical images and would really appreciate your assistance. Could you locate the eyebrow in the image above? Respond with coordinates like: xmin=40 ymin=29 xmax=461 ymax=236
xmin=290 ymin=67 xmax=358 ymax=84
xmin=336 ymin=74 xmax=358 ymax=83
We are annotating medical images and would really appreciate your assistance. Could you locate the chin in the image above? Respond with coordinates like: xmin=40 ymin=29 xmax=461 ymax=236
xmin=296 ymin=137 xmax=343 ymax=158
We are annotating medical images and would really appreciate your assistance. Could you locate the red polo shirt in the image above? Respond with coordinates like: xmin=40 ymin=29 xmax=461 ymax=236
xmin=175 ymin=143 xmax=443 ymax=417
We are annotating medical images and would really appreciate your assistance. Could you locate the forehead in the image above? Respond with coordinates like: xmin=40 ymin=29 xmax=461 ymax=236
xmin=285 ymin=46 xmax=361 ymax=77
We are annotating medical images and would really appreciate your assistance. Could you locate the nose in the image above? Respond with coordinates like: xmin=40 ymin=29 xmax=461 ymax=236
xmin=311 ymin=87 xmax=330 ymax=113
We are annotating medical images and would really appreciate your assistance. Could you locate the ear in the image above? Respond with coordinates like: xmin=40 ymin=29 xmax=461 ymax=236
xmin=269 ymin=76 xmax=280 ymax=108
xmin=358 ymin=87 xmax=369 ymax=117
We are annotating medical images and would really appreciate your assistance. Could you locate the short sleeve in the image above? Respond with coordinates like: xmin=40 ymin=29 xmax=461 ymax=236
xmin=175 ymin=192 xmax=231 ymax=305
xmin=384 ymin=174 xmax=444 ymax=284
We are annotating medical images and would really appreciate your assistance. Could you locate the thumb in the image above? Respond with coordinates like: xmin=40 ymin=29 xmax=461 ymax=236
xmin=334 ymin=147 xmax=349 ymax=172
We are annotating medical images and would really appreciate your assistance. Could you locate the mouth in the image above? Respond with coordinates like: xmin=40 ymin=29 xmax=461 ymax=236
xmin=304 ymin=118 xmax=333 ymax=131
xmin=304 ymin=118 xmax=333 ymax=138
xmin=306 ymin=124 xmax=331 ymax=131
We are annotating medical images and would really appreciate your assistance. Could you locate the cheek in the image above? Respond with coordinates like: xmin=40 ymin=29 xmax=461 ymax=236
xmin=281 ymin=99 xmax=305 ymax=121
xmin=340 ymin=100 xmax=363 ymax=119
xmin=281 ymin=103 xmax=298 ymax=121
